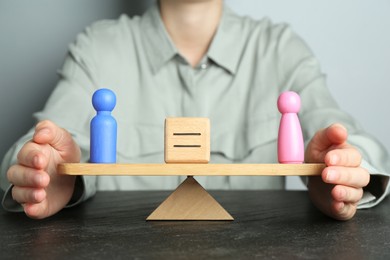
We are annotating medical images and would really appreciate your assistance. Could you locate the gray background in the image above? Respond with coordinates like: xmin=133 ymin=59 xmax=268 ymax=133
xmin=1 ymin=0 xmax=389 ymax=189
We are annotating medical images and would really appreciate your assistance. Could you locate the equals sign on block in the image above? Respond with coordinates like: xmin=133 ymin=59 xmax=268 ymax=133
xmin=173 ymin=132 xmax=201 ymax=148
xmin=164 ymin=118 xmax=210 ymax=163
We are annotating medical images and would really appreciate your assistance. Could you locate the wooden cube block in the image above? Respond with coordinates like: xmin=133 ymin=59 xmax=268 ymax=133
xmin=165 ymin=118 xmax=210 ymax=163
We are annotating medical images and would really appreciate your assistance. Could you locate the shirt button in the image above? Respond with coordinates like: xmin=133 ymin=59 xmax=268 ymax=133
xmin=200 ymin=63 xmax=208 ymax=70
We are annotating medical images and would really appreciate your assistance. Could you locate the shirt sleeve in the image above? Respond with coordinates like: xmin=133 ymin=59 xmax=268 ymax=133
xmin=275 ymin=25 xmax=390 ymax=208
xmin=0 ymin=25 xmax=105 ymax=211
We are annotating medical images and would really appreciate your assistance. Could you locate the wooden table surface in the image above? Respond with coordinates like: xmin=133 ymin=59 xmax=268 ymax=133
xmin=1 ymin=190 xmax=389 ymax=259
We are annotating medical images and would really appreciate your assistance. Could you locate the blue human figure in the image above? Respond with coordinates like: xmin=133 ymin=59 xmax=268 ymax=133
xmin=90 ymin=88 xmax=117 ymax=163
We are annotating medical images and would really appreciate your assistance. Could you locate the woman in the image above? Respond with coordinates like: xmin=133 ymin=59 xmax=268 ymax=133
xmin=2 ymin=0 xmax=388 ymax=220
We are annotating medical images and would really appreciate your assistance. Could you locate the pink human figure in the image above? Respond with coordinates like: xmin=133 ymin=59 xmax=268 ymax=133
xmin=277 ymin=91 xmax=304 ymax=164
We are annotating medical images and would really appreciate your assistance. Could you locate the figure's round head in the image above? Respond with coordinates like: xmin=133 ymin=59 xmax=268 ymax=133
xmin=277 ymin=91 xmax=301 ymax=113
xmin=92 ymin=88 xmax=116 ymax=112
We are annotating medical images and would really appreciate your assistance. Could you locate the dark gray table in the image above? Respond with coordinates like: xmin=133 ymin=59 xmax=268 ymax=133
xmin=1 ymin=190 xmax=389 ymax=259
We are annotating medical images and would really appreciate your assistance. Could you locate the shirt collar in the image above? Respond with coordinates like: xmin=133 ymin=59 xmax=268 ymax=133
xmin=141 ymin=2 xmax=242 ymax=75
xmin=140 ymin=2 xmax=178 ymax=74
xmin=207 ymin=5 xmax=243 ymax=75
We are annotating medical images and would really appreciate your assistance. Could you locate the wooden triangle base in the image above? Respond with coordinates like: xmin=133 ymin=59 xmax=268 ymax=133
xmin=147 ymin=176 xmax=234 ymax=221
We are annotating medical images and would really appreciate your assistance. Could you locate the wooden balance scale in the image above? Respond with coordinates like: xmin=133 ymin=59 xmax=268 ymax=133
xmin=58 ymin=118 xmax=325 ymax=221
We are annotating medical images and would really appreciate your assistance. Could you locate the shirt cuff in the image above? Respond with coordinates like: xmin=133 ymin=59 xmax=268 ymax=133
xmin=65 ymin=175 xmax=97 ymax=208
xmin=1 ymin=184 xmax=23 ymax=212
xmin=357 ymin=160 xmax=390 ymax=209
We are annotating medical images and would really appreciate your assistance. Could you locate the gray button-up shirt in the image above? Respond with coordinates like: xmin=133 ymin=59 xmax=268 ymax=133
xmin=2 ymin=2 xmax=389 ymax=211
